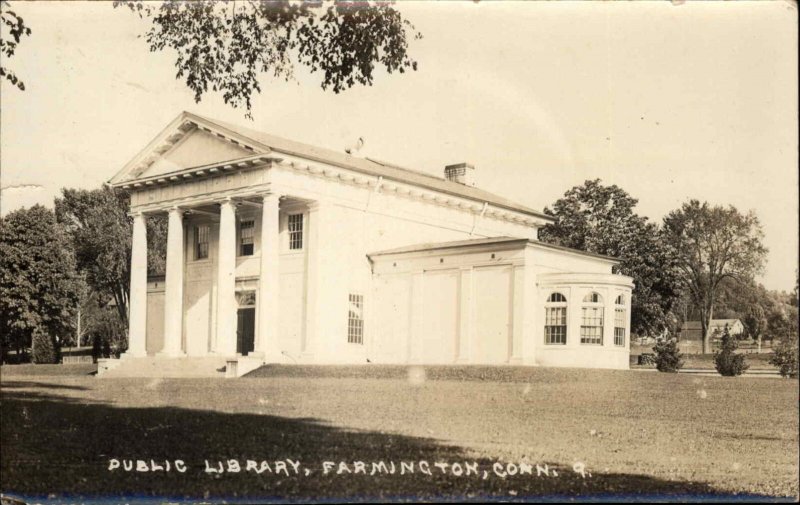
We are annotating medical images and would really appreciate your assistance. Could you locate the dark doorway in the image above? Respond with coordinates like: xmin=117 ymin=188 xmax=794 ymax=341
xmin=236 ymin=308 xmax=255 ymax=356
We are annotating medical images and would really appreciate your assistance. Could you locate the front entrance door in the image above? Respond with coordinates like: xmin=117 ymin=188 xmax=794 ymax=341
xmin=237 ymin=308 xmax=255 ymax=356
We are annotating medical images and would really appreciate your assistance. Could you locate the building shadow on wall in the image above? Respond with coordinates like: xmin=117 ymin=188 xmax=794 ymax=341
xmin=0 ymin=381 xmax=774 ymax=503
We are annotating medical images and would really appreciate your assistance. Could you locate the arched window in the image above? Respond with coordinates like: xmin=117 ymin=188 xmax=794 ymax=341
xmin=614 ymin=295 xmax=626 ymax=346
xmin=544 ymin=292 xmax=567 ymax=345
xmin=580 ymin=292 xmax=604 ymax=345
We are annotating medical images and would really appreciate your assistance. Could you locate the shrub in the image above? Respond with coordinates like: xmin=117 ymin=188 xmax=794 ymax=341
xmin=32 ymin=329 xmax=60 ymax=364
xmin=637 ymin=353 xmax=656 ymax=366
xmin=653 ymin=338 xmax=684 ymax=373
xmin=714 ymin=325 xmax=749 ymax=377
xmin=770 ymin=337 xmax=799 ymax=378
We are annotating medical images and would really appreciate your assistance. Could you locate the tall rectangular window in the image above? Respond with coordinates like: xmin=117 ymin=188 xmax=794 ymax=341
xmin=348 ymin=293 xmax=364 ymax=344
xmin=288 ymin=213 xmax=304 ymax=250
xmin=544 ymin=307 xmax=567 ymax=345
xmin=195 ymin=225 xmax=209 ymax=260
xmin=239 ymin=219 xmax=255 ymax=256
xmin=580 ymin=306 xmax=604 ymax=345
xmin=614 ymin=308 xmax=626 ymax=346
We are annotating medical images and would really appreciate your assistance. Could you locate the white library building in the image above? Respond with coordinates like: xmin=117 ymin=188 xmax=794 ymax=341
xmin=102 ymin=112 xmax=633 ymax=377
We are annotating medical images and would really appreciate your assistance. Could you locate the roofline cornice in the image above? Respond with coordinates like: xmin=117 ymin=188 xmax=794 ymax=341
xmin=110 ymin=154 xmax=279 ymax=190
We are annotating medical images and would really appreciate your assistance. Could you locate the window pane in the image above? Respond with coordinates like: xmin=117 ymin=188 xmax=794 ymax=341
xmin=544 ymin=306 xmax=567 ymax=345
xmin=240 ymin=219 xmax=254 ymax=256
xmin=583 ymin=292 xmax=603 ymax=304
xmin=614 ymin=308 xmax=625 ymax=346
xmin=195 ymin=225 xmax=209 ymax=260
xmin=288 ymin=214 xmax=303 ymax=250
xmin=580 ymin=306 xmax=604 ymax=344
xmin=348 ymin=293 xmax=364 ymax=344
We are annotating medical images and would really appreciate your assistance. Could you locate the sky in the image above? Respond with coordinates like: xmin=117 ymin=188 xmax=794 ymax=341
xmin=1 ymin=1 xmax=797 ymax=291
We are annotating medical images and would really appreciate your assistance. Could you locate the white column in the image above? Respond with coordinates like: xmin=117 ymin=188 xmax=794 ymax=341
xmin=216 ymin=198 xmax=238 ymax=356
xmin=521 ymin=258 xmax=538 ymax=365
xmin=257 ymin=193 xmax=280 ymax=359
xmin=304 ymin=201 xmax=349 ymax=362
xmin=603 ymin=288 xmax=615 ymax=348
xmin=408 ymin=271 xmax=425 ymax=363
xmin=160 ymin=206 xmax=185 ymax=356
xmin=510 ymin=265 xmax=525 ymax=364
xmin=568 ymin=287 xmax=581 ymax=349
xmin=125 ymin=211 xmax=148 ymax=357
xmin=456 ymin=267 xmax=473 ymax=363
xmin=304 ymin=203 xmax=323 ymax=358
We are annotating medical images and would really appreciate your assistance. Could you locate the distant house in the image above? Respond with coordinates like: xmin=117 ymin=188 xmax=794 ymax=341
xmin=677 ymin=319 xmax=744 ymax=354
xmin=681 ymin=319 xmax=744 ymax=341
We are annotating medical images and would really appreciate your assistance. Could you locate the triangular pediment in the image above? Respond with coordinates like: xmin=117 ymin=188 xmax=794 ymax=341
xmin=136 ymin=129 xmax=253 ymax=179
xmin=109 ymin=112 xmax=269 ymax=185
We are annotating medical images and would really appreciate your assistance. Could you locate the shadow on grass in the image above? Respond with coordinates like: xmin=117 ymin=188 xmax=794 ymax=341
xmin=0 ymin=381 xmax=783 ymax=503
xmin=1 ymin=381 xmax=90 ymax=391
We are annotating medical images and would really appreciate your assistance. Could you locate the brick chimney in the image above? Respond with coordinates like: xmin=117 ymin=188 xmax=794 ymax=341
xmin=444 ymin=162 xmax=476 ymax=187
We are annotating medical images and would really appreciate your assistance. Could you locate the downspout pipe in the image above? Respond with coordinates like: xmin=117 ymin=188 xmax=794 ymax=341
xmin=470 ymin=202 xmax=489 ymax=237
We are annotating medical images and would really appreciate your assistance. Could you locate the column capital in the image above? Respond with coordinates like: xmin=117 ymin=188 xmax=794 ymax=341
xmin=214 ymin=196 xmax=239 ymax=209
xmin=261 ymin=192 xmax=281 ymax=203
xmin=127 ymin=210 xmax=146 ymax=219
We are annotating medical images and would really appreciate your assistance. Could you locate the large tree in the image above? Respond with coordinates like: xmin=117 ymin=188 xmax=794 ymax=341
xmin=115 ymin=0 xmax=421 ymax=117
xmin=0 ymin=205 xmax=81 ymax=362
xmin=662 ymin=200 xmax=768 ymax=353
xmin=55 ymin=186 xmax=167 ymax=330
xmin=539 ymin=179 xmax=683 ymax=337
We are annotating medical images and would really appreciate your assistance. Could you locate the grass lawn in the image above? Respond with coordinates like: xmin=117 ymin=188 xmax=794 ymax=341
xmin=1 ymin=364 xmax=798 ymax=502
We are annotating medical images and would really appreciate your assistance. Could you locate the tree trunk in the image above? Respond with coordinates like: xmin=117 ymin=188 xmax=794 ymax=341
xmin=76 ymin=308 xmax=82 ymax=348
xmin=701 ymin=302 xmax=714 ymax=354
xmin=111 ymin=284 xmax=129 ymax=328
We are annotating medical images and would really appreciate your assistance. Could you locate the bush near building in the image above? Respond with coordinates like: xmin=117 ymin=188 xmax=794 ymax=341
xmin=653 ymin=338 xmax=684 ymax=373
xmin=770 ymin=338 xmax=799 ymax=378
xmin=714 ymin=326 xmax=749 ymax=377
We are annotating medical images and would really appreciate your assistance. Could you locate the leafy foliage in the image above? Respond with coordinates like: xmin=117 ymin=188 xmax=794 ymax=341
xmin=55 ymin=188 xmax=133 ymax=326
xmin=662 ymin=200 xmax=767 ymax=353
xmin=0 ymin=0 xmax=32 ymax=90
xmin=698 ymin=277 xmax=797 ymax=345
xmin=742 ymin=304 xmax=767 ymax=342
xmin=0 ymin=205 xmax=80 ymax=361
xmin=55 ymin=186 xmax=168 ymax=332
xmin=653 ymin=338 xmax=684 ymax=373
xmin=539 ymin=179 xmax=683 ymax=337
xmin=88 ymin=303 xmax=128 ymax=360
xmin=713 ymin=325 xmax=749 ymax=377
xmin=770 ymin=336 xmax=798 ymax=379
xmin=114 ymin=0 xmax=421 ymax=117
xmin=32 ymin=328 xmax=59 ymax=364
xmin=637 ymin=352 xmax=656 ymax=366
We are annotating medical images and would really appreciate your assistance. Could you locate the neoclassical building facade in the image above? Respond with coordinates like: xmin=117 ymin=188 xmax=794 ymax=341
xmin=103 ymin=112 xmax=633 ymax=376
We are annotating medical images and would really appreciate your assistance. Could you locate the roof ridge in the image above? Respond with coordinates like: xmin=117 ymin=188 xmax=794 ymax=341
xmin=184 ymin=112 xmax=554 ymax=221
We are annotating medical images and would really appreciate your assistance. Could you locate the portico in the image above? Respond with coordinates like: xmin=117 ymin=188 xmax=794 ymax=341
xmin=126 ymin=189 xmax=287 ymax=360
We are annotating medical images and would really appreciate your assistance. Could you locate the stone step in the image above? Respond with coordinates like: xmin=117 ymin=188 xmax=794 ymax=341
xmin=99 ymin=356 xmax=229 ymax=378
